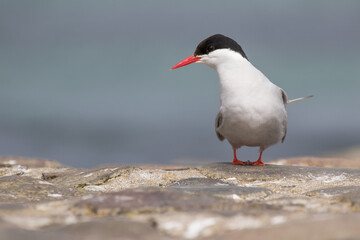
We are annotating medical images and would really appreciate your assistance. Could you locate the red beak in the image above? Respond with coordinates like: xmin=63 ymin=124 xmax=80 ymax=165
xmin=171 ymin=55 xmax=201 ymax=70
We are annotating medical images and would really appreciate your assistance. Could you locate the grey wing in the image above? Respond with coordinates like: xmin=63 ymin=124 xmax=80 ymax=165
xmin=281 ymin=119 xmax=287 ymax=143
xmin=280 ymin=88 xmax=288 ymax=105
xmin=215 ymin=111 xmax=225 ymax=141
xmin=280 ymin=89 xmax=288 ymax=142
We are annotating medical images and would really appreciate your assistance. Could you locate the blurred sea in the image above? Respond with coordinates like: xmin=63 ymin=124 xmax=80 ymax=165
xmin=1 ymin=1 xmax=360 ymax=167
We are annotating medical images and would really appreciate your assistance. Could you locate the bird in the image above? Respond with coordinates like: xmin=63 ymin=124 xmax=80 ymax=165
xmin=171 ymin=34 xmax=312 ymax=166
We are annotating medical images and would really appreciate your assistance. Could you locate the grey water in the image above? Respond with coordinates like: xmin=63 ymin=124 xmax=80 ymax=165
xmin=1 ymin=1 xmax=360 ymax=168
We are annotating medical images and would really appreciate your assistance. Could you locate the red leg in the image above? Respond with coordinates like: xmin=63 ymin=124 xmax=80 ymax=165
xmin=232 ymin=148 xmax=246 ymax=165
xmin=250 ymin=152 xmax=265 ymax=166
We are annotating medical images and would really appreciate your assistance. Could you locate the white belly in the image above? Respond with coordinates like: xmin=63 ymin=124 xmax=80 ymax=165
xmin=218 ymin=102 xmax=287 ymax=151
xmin=214 ymin=55 xmax=288 ymax=151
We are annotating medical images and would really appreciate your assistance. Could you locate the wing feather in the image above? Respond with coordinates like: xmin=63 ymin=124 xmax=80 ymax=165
xmin=280 ymin=89 xmax=288 ymax=142
xmin=215 ymin=111 xmax=225 ymax=141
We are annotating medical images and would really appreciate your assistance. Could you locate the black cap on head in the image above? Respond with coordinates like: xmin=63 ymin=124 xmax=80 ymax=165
xmin=194 ymin=34 xmax=248 ymax=60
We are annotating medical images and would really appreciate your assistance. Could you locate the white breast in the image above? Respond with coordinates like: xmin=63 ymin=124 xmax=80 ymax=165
xmin=213 ymin=51 xmax=287 ymax=151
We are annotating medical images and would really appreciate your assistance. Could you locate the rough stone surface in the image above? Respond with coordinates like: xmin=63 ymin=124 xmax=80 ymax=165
xmin=41 ymin=166 xmax=132 ymax=189
xmin=204 ymin=213 xmax=360 ymax=240
xmin=168 ymin=178 xmax=272 ymax=200
xmin=0 ymin=218 xmax=170 ymax=240
xmin=198 ymin=163 xmax=360 ymax=181
xmin=306 ymin=186 xmax=360 ymax=209
xmin=0 ymin=156 xmax=360 ymax=239
xmin=0 ymin=156 xmax=63 ymax=168
xmin=75 ymin=187 xmax=237 ymax=216
xmin=0 ymin=176 xmax=86 ymax=203
xmin=269 ymin=156 xmax=360 ymax=168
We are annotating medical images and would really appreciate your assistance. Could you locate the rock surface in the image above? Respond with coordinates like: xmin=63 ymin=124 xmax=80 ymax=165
xmin=269 ymin=156 xmax=360 ymax=168
xmin=0 ymin=156 xmax=360 ymax=239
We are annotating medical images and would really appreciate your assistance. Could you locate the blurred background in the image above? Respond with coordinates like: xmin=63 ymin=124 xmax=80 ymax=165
xmin=1 ymin=1 xmax=359 ymax=168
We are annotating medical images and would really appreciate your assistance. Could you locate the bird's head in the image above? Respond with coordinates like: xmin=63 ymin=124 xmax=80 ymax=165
xmin=171 ymin=34 xmax=248 ymax=70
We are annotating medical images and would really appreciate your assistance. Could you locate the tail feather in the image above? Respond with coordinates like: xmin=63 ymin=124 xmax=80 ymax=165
xmin=287 ymin=95 xmax=313 ymax=104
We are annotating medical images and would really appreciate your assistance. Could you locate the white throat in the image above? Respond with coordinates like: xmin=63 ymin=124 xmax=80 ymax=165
xmin=199 ymin=49 xmax=271 ymax=106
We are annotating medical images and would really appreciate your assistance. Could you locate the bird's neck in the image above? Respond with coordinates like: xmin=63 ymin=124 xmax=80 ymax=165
xmin=215 ymin=58 xmax=262 ymax=105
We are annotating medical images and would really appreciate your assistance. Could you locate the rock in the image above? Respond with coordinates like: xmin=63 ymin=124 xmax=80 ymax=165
xmin=41 ymin=166 xmax=132 ymax=189
xmin=77 ymin=166 xmax=206 ymax=192
xmin=198 ymin=163 xmax=360 ymax=199
xmin=152 ymin=211 xmax=280 ymax=239
xmin=52 ymin=218 xmax=170 ymax=240
xmin=306 ymin=186 xmax=360 ymax=209
xmin=168 ymin=178 xmax=272 ymax=200
xmin=0 ymin=217 xmax=169 ymax=240
xmin=0 ymin=176 xmax=87 ymax=203
xmin=0 ymin=157 xmax=63 ymax=168
xmin=74 ymin=179 xmax=271 ymax=217
xmin=1 ymin=157 xmax=360 ymax=239
xmin=269 ymin=156 xmax=360 ymax=168
xmin=197 ymin=162 xmax=360 ymax=181
xmin=205 ymin=213 xmax=360 ymax=240
xmin=74 ymin=187 xmax=238 ymax=216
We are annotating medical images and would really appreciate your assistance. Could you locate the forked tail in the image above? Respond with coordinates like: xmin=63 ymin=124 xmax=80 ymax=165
xmin=287 ymin=95 xmax=313 ymax=104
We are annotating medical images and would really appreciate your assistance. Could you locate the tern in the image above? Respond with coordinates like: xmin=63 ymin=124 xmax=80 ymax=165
xmin=171 ymin=34 xmax=312 ymax=166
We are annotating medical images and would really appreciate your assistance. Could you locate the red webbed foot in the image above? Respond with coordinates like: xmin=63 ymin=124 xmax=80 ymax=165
xmin=248 ymin=152 xmax=265 ymax=166
xmin=248 ymin=160 xmax=264 ymax=166
xmin=232 ymin=159 xmax=246 ymax=165
xmin=232 ymin=148 xmax=246 ymax=165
